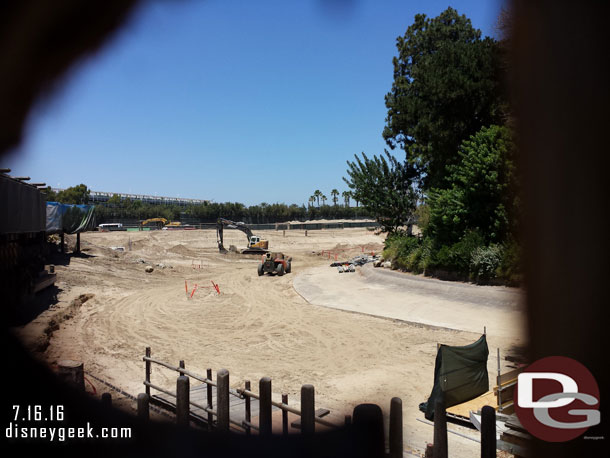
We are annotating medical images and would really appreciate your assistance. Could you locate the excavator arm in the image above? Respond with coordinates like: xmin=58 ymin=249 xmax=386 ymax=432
xmin=216 ymin=218 xmax=254 ymax=252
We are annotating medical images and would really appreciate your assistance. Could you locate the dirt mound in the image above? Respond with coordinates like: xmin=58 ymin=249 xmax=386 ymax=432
xmin=168 ymin=244 xmax=196 ymax=257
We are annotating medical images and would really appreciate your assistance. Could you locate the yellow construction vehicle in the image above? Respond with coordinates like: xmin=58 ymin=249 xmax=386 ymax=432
xmin=139 ymin=217 xmax=168 ymax=230
xmin=216 ymin=218 xmax=268 ymax=254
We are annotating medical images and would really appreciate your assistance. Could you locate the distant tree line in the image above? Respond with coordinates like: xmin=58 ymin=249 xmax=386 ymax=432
xmin=344 ymin=7 xmax=521 ymax=284
xmin=42 ymin=185 xmax=369 ymax=224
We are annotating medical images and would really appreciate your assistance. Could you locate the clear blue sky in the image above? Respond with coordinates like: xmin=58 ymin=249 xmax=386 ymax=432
xmin=6 ymin=0 xmax=503 ymax=207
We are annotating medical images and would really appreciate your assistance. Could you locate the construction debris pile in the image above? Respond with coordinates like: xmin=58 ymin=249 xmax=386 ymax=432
xmin=330 ymin=254 xmax=381 ymax=273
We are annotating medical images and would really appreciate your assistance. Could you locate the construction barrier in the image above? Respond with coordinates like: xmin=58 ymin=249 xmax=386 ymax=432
xmin=185 ymin=280 xmax=220 ymax=298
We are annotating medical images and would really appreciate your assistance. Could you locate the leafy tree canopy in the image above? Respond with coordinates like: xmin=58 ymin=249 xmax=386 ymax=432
xmin=56 ymin=184 xmax=90 ymax=204
xmin=383 ymin=7 xmax=506 ymax=189
xmin=427 ymin=125 xmax=518 ymax=245
xmin=344 ymin=151 xmax=416 ymax=233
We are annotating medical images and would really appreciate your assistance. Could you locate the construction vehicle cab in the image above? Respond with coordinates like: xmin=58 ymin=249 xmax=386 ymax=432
xmin=248 ymin=235 xmax=265 ymax=248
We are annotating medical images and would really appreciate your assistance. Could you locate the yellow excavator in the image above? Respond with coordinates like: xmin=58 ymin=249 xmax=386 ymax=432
xmin=139 ymin=218 xmax=182 ymax=230
xmin=216 ymin=218 xmax=268 ymax=254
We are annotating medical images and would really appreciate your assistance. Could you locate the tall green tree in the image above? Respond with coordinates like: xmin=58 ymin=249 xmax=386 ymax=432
xmin=342 ymin=190 xmax=351 ymax=207
xmin=56 ymin=184 xmax=90 ymax=204
xmin=344 ymin=151 xmax=417 ymax=233
xmin=331 ymin=189 xmax=339 ymax=206
xmin=107 ymin=194 xmax=122 ymax=206
xmin=383 ymin=7 xmax=506 ymax=189
xmin=313 ymin=190 xmax=322 ymax=207
xmin=427 ymin=125 xmax=518 ymax=245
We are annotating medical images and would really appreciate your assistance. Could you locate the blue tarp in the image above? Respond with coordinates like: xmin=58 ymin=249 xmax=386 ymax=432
xmin=46 ymin=202 xmax=96 ymax=234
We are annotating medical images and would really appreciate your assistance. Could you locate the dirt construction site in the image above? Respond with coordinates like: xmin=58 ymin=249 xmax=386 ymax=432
xmin=14 ymin=226 xmax=526 ymax=457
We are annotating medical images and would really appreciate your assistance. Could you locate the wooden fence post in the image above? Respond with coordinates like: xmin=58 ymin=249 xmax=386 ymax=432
xmin=481 ymin=405 xmax=496 ymax=458
xmin=101 ymin=392 xmax=112 ymax=407
xmin=176 ymin=375 xmax=190 ymax=426
xmin=301 ymin=384 xmax=315 ymax=435
xmin=389 ymin=397 xmax=403 ymax=458
xmin=352 ymin=404 xmax=384 ymax=458
xmin=245 ymin=380 xmax=251 ymax=435
xmin=145 ymin=347 xmax=151 ymax=396
xmin=206 ymin=368 xmax=213 ymax=430
xmin=433 ymin=397 xmax=448 ymax=458
xmin=137 ymin=393 xmax=149 ymax=421
xmin=259 ymin=377 xmax=272 ymax=435
xmin=217 ymin=369 xmax=230 ymax=431
xmin=282 ymin=394 xmax=289 ymax=435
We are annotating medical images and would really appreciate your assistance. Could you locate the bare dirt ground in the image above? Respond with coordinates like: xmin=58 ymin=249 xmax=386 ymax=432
xmin=13 ymin=227 xmax=526 ymax=457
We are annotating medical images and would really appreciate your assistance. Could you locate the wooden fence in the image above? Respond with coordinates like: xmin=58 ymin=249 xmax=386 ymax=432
xmin=137 ymin=347 xmax=500 ymax=458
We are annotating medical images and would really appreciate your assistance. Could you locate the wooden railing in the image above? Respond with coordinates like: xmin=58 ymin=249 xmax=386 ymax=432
xmin=137 ymin=347 xmax=500 ymax=457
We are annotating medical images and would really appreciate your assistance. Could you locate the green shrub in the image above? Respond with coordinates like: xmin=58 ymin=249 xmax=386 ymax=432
xmin=382 ymin=234 xmax=433 ymax=273
xmin=470 ymin=245 xmax=503 ymax=282
xmin=383 ymin=234 xmax=419 ymax=264
xmin=429 ymin=231 xmax=485 ymax=274
xmin=404 ymin=237 xmax=432 ymax=273
xmin=496 ymin=239 xmax=523 ymax=284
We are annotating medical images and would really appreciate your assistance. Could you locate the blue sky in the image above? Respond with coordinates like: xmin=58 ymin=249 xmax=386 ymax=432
xmin=6 ymin=0 xmax=503 ymax=207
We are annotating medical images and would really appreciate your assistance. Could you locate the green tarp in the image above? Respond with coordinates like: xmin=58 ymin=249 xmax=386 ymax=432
xmin=419 ymin=334 xmax=489 ymax=420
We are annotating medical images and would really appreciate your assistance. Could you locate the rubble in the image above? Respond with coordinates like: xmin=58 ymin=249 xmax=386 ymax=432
xmin=330 ymin=253 xmax=380 ymax=268
xmin=338 ymin=264 xmax=356 ymax=273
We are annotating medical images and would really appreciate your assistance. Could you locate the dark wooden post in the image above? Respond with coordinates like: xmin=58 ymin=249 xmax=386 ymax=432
xmin=176 ymin=375 xmax=190 ymax=426
xmin=57 ymin=360 xmax=84 ymax=390
xmin=217 ymin=369 xmax=230 ymax=431
xmin=137 ymin=393 xmax=149 ymax=421
xmin=145 ymin=347 xmax=151 ymax=396
xmin=301 ymin=384 xmax=315 ymax=435
xmin=244 ymin=380 xmax=251 ymax=435
xmin=389 ymin=397 xmax=403 ymax=458
xmin=433 ymin=397 xmax=448 ymax=458
xmin=60 ymin=232 xmax=65 ymax=253
xmin=282 ymin=394 xmax=288 ymax=435
xmin=206 ymin=368 xmax=213 ymax=430
xmin=75 ymin=232 xmax=80 ymax=254
xmin=481 ymin=405 xmax=496 ymax=458
xmin=352 ymin=404 xmax=384 ymax=458
xmin=259 ymin=377 xmax=272 ymax=435
xmin=101 ymin=392 xmax=112 ymax=407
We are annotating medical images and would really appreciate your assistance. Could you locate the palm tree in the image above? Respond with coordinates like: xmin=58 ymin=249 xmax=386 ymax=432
xmin=331 ymin=189 xmax=339 ymax=206
xmin=308 ymin=196 xmax=315 ymax=208
xmin=313 ymin=190 xmax=322 ymax=207
xmin=321 ymin=194 xmax=327 ymax=206
xmin=342 ymin=190 xmax=351 ymax=207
